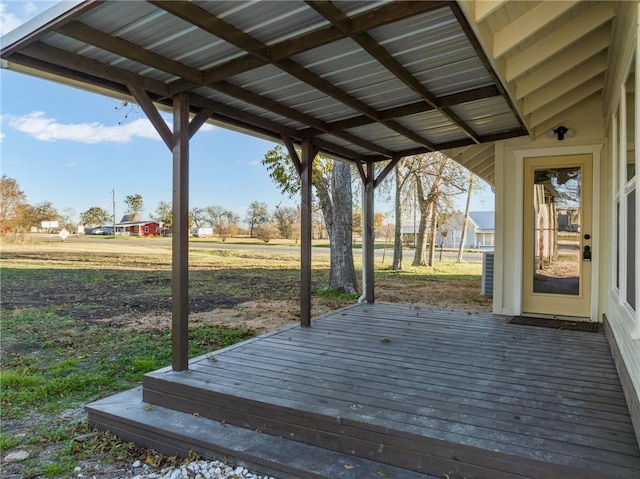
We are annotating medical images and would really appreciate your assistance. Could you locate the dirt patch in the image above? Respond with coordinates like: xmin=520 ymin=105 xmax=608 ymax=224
xmin=376 ymin=276 xmax=492 ymax=312
xmin=96 ymin=299 xmax=343 ymax=334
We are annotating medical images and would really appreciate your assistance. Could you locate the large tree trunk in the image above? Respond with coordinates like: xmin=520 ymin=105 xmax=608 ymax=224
xmin=457 ymin=173 xmax=474 ymax=263
xmin=391 ymin=163 xmax=403 ymax=270
xmin=317 ymin=161 xmax=358 ymax=293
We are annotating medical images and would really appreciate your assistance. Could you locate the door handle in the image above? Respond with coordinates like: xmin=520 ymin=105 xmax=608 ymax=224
xmin=583 ymin=245 xmax=591 ymax=262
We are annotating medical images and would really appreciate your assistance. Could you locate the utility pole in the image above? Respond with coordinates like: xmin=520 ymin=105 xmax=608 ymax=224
xmin=112 ymin=189 xmax=116 ymax=238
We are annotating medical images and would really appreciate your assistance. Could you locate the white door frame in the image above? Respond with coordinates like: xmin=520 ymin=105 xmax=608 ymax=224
xmin=512 ymin=144 xmax=602 ymax=321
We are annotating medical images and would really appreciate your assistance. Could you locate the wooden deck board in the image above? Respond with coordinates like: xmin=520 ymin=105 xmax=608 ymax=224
xmin=138 ymin=303 xmax=640 ymax=478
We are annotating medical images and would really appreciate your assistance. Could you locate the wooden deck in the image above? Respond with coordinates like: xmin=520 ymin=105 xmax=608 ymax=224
xmin=88 ymin=303 xmax=640 ymax=479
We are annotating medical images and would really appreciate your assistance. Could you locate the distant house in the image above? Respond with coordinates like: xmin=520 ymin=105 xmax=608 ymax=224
xmin=402 ymin=211 xmax=495 ymax=249
xmin=116 ymin=219 xmax=160 ymax=237
xmin=468 ymin=211 xmax=495 ymax=249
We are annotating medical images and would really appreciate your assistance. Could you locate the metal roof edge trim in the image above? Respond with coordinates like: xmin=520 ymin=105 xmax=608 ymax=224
xmin=0 ymin=0 xmax=90 ymax=55
xmin=453 ymin=1 xmax=532 ymax=140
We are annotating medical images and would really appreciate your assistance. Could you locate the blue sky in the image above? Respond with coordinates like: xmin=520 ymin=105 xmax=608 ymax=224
xmin=0 ymin=1 xmax=493 ymax=224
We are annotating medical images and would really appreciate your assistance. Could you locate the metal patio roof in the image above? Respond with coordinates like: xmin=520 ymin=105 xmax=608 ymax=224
xmin=1 ymin=1 xmax=620 ymax=187
xmin=0 ymin=1 xmax=527 ymax=168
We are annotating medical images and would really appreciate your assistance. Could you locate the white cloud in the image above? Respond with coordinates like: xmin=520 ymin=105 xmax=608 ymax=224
xmin=5 ymin=111 xmax=164 ymax=143
xmin=22 ymin=2 xmax=37 ymax=16
xmin=0 ymin=3 xmax=24 ymax=36
xmin=5 ymin=111 xmax=216 ymax=143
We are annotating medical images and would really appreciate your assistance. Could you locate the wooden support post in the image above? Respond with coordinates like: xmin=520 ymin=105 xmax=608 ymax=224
xmin=128 ymin=86 xmax=215 ymax=371
xmin=172 ymin=93 xmax=190 ymax=371
xmin=363 ymin=160 xmax=375 ymax=303
xmin=300 ymin=138 xmax=316 ymax=327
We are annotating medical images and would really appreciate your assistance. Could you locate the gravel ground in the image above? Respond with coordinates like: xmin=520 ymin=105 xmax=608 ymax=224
xmin=74 ymin=460 xmax=278 ymax=479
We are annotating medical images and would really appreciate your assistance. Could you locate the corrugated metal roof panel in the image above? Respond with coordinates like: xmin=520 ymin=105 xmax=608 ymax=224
xmin=199 ymin=87 xmax=308 ymax=130
xmin=452 ymin=97 xmax=522 ymax=135
xmin=399 ymin=110 xmax=470 ymax=144
xmin=82 ymin=2 xmax=246 ymax=70
xmin=370 ymin=9 xmax=494 ymax=96
xmin=42 ymin=31 xmax=180 ymax=82
xmin=293 ymin=38 xmax=419 ymax=111
xmin=333 ymin=1 xmax=395 ymax=17
xmin=316 ymin=133 xmax=372 ymax=156
xmin=195 ymin=0 xmax=327 ymax=45
xmin=345 ymin=123 xmax=419 ymax=151
xmin=230 ymin=64 xmax=360 ymax=122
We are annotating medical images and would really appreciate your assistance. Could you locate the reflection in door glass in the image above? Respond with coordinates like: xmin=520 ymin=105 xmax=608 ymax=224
xmin=532 ymin=167 xmax=581 ymax=295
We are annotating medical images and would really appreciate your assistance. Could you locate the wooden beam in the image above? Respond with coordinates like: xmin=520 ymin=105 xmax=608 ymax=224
xmin=515 ymin=30 xmax=610 ymax=100
xmin=522 ymin=53 xmax=608 ymax=116
xmin=300 ymin=139 xmax=317 ymax=327
xmin=159 ymin=1 xmax=448 ymax=89
xmin=355 ymin=160 xmax=367 ymax=184
xmin=529 ymin=75 xmax=604 ymax=128
xmin=505 ymin=2 xmax=615 ymax=82
xmin=363 ymin=160 xmax=375 ymax=304
xmin=493 ymin=1 xmax=579 ymax=59
xmin=171 ymin=92 xmax=191 ymax=372
xmin=307 ymin=0 xmax=481 ymax=144
xmin=282 ymin=135 xmax=302 ymax=176
xmin=127 ymin=85 xmax=173 ymax=150
xmin=474 ymin=0 xmax=508 ymax=23
xmin=153 ymin=0 xmax=434 ymax=152
xmin=300 ymin=86 xmax=501 ymax=137
xmin=57 ymin=21 xmax=204 ymax=85
xmin=188 ymin=105 xmax=216 ymax=140
xmin=374 ymin=157 xmax=402 ymax=189
xmin=22 ymin=42 xmax=171 ymax=97
xmin=211 ymin=81 xmax=394 ymax=157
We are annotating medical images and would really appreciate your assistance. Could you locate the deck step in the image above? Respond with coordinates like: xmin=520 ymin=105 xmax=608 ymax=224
xmin=87 ymin=304 xmax=640 ymax=479
xmin=86 ymin=387 xmax=439 ymax=479
xmin=141 ymin=367 xmax=639 ymax=479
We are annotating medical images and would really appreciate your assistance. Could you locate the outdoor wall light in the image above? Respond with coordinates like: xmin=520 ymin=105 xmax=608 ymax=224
xmin=546 ymin=125 xmax=575 ymax=141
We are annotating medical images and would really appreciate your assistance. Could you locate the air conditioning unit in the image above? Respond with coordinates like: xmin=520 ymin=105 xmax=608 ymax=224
xmin=481 ymin=251 xmax=494 ymax=297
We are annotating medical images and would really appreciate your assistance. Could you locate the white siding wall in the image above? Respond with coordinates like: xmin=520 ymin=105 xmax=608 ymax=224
xmin=494 ymin=0 xmax=639 ymax=443
xmin=599 ymin=1 xmax=640 ymax=436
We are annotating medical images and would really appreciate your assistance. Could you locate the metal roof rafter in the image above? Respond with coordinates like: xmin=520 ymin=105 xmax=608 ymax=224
xmin=163 ymin=1 xmax=449 ymax=93
xmin=299 ymin=85 xmax=502 ymax=137
xmin=52 ymin=16 xmax=391 ymax=158
xmin=151 ymin=0 xmax=436 ymax=152
xmin=306 ymin=0 xmax=481 ymax=144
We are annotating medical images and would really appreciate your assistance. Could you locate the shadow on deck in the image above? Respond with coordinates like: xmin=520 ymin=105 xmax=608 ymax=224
xmin=87 ymin=303 xmax=640 ymax=479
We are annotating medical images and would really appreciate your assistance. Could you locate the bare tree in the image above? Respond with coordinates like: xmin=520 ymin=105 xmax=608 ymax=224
xmin=457 ymin=173 xmax=475 ymax=263
xmin=411 ymin=153 xmax=467 ymax=266
xmin=391 ymin=158 xmax=414 ymax=270
xmin=190 ymin=207 xmax=206 ymax=228
xmin=245 ymin=201 xmax=269 ymax=238
xmin=272 ymin=205 xmax=299 ymax=239
xmin=205 ymin=206 xmax=238 ymax=241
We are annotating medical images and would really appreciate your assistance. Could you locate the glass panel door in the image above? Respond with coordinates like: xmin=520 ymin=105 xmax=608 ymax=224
xmin=522 ymin=155 xmax=592 ymax=318
xmin=532 ymin=166 xmax=582 ymax=296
